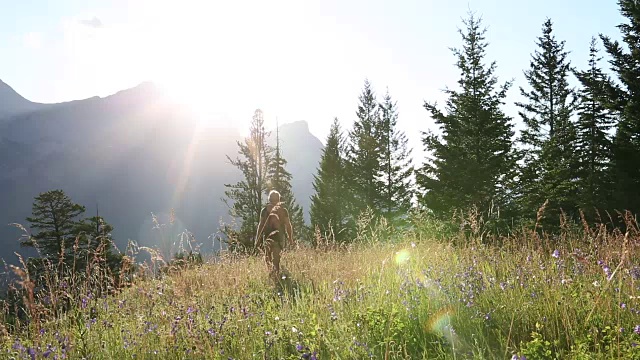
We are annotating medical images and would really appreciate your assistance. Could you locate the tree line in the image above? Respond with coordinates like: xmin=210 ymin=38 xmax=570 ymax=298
xmin=224 ymin=1 xmax=640 ymax=245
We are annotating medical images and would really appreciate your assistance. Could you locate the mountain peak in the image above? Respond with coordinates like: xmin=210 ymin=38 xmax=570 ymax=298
xmin=0 ymin=79 xmax=28 ymax=101
xmin=0 ymin=79 xmax=39 ymax=118
xmin=278 ymin=120 xmax=309 ymax=132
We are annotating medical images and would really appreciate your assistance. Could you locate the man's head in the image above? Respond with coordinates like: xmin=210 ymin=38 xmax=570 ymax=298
xmin=268 ymin=190 xmax=281 ymax=204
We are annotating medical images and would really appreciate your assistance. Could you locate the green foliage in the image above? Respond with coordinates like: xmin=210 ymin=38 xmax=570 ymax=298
xmin=515 ymin=18 xmax=580 ymax=226
xmin=267 ymin=123 xmax=307 ymax=244
xmin=20 ymin=190 xmax=125 ymax=291
xmin=345 ymin=79 xmax=385 ymax=219
xmin=574 ymin=37 xmax=616 ymax=219
xmin=378 ymin=89 xmax=415 ymax=226
xmin=518 ymin=323 xmax=560 ymax=360
xmin=73 ymin=215 xmax=124 ymax=276
xmin=310 ymin=118 xmax=350 ymax=244
xmin=167 ymin=251 xmax=203 ymax=271
xmin=22 ymin=189 xmax=86 ymax=262
xmin=418 ymin=12 xmax=517 ymax=220
xmin=599 ymin=0 xmax=640 ymax=216
xmin=222 ymin=109 xmax=274 ymax=252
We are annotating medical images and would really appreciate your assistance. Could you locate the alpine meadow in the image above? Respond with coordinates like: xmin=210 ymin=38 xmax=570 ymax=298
xmin=4 ymin=1 xmax=640 ymax=359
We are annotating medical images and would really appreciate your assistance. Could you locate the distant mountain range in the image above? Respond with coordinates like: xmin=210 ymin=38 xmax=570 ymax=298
xmin=0 ymin=79 xmax=323 ymax=264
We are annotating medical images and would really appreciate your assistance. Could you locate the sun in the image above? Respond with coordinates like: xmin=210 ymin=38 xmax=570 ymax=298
xmin=156 ymin=75 xmax=236 ymax=130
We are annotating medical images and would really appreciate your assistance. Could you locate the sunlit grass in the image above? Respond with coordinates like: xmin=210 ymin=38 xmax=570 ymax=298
xmin=3 ymin=218 xmax=640 ymax=359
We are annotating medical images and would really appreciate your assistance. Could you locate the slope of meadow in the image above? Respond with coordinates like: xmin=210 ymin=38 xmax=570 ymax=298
xmin=2 ymin=215 xmax=640 ymax=359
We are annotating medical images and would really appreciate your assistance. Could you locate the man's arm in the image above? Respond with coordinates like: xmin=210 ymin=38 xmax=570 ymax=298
xmin=283 ymin=209 xmax=294 ymax=248
xmin=255 ymin=209 xmax=266 ymax=248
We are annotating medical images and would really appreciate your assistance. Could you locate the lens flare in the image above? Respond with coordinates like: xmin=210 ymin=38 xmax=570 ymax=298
xmin=394 ymin=249 xmax=411 ymax=265
xmin=427 ymin=306 xmax=459 ymax=346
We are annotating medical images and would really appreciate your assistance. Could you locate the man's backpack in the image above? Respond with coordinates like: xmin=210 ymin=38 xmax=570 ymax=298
xmin=261 ymin=202 xmax=286 ymax=245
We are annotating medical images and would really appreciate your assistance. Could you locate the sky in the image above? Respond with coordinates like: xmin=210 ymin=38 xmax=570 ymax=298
xmin=0 ymin=0 xmax=625 ymax=163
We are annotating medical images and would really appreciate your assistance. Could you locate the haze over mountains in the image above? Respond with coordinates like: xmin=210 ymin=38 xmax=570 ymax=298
xmin=0 ymin=79 xmax=323 ymax=264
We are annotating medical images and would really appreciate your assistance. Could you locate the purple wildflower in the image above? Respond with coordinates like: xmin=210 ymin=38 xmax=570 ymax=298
xmin=552 ymin=249 xmax=559 ymax=258
xmin=634 ymin=325 xmax=640 ymax=334
xmin=12 ymin=340 xmax=25 ymax=352
xmin=27 ymin=347 xmax=36 ymax=360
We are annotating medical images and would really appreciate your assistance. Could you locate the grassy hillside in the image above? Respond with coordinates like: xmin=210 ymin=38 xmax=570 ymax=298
xmin=2 ymin=215 xmax=640 ymax=359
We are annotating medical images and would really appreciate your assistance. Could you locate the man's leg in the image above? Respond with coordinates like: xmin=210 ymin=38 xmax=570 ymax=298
xmin=264 ymin=239 xmax=274 ymax=274
xmin=272 ymin=241 xmax=281 ymax=276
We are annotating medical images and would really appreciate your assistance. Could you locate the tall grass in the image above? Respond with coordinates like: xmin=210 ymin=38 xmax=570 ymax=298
xmin=2 ymin=210 xmax=640 ymax=359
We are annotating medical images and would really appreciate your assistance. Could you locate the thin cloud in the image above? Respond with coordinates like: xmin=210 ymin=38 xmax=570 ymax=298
xmin=79 ymin=17 xmax=103 ymax=28
xmin=23 ymin=32 xmax=43 ymax=49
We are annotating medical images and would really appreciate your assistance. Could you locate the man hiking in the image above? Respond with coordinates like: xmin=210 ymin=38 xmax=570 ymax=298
xmin=255 ymin=190 xmax=294 ymax=277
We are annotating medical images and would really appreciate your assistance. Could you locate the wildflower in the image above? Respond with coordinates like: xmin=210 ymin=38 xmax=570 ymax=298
xmin=296 ymin=343 xmax=304 ymax=351
xmin=292 ymin=326 xmax=298 ymax=333
xmin=552 ymin=249 xmax=559 ymax=258
xmin=621 ymin=303 xmax=627 ymax=309
xmin=634 ymin=325 xmax=640 ymax=334
xmin=12 ymin=340 xmax=25 ymax=352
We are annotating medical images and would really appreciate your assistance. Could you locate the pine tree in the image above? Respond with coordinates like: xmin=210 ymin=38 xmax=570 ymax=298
xmin=73 ymin=213 xmax=123 ymax=276
xmin=599 ymin=0 xmax=640 ymax=216
xmin=515 ymin=18 xmax=579 ymax=223
xmin=345 ymin=79 xmax=384 ymax=218
xmin=574 ymin=37 xmax=615 ymax=218
xmin=417 ymin=13 xmax=516 ymax=220
xmin=378 ymin=89 xmax=414 ymax=224
xmin=310 ymin=118 xmax=349 ymax=243
xmin=222 ymin=109 xmax=273 ymax=252
xmin=267 ymin=122 xmax=307 ymax=245
xmin=22 ymin=189 xmax=86 ymax=262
